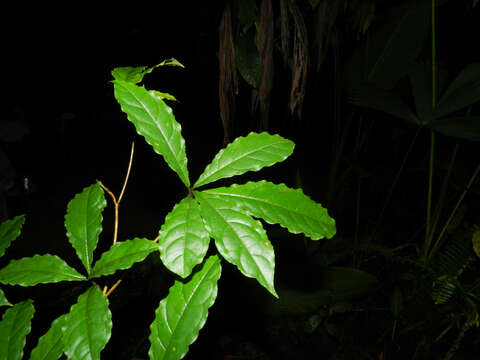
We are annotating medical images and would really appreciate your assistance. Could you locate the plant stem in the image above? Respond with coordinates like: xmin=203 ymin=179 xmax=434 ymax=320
xmin=370 ymin=128 xmax=419 ymax=242
xmin=429 ymin=141 xmax=459 ymax=244
xmin=424 ymin=131 xmax=435 ymax=258
xmin=424 ymin=0 xmax=437 ymax=260
xmin=430 ymin=161 xmax=480 ymax=258
xmin=118 ymin=141 xmax=135 ymax=203
xmin=98 ymin=141 xmax=135 ymax=246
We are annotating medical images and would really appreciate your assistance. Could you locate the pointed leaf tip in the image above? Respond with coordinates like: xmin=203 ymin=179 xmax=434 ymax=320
xmin=113 ymin=80 xmax=190 ymax=187
xmin=149 ymin=255 xmax=221 ymax=360
xmin=195 ymin=191 xmax=277 ymax=297
xmin=202 ymin=181 xmax=336 ymax=240
xmin=65 ymin=183 xmax=106 ymax=275
xmin=194 ymin=132 xmax=294 ymax=188
xmin=91 ymin=238 xmax=159 ymax=278
xmin=0 ymin=254 xmax=86 ymax=286
xmin=0 ymin=300 xmax=35 ymax=360
xmin=0 ymin=214 xmax=25 ymax=258
xmin=62 ymin=286 xmax=112 ymax=360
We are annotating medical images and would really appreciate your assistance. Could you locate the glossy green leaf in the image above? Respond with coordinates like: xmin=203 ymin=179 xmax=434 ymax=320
xmin=158 ymin=197 xmax=210 ymax=278
xmin=0 ymin=300 xmax=35 ymax=360
xmin=201 ymin=180 xmax=336 ymax=240
xmin=148 ymin=255 xmax=221 ymax=360
xmin=90 ymin=238 xmax=159 ymax=278
xmin=0 ymin=254 xmax=86 ymax=286
xmin=113 ymin=80 xmax=190 ymax=187
xmin=0 ymin=214 xmax=25 ymax=258
xmin=194 ymin=132 xmax=294 ymax=188
xmin=65 ymin=183 xmax=106 ymax=275
xmin=195 ymin=192 xmax=277 ymax=297
xmin=29 ymin=313 xmax=68 ymax=360
xmin=0 ymin=288 xmax=12 ymax=307
xmin=62 ymin=286 xmax=112 ymax=360
xmin=435 ymin=63 xmax=480 ymax=119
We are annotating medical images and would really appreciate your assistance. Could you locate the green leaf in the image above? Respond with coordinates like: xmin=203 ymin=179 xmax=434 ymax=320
xmin=0 ymin=215 xmax=25 ymax=258
xmin=390 ymin=286 xmax=403 ymax=318
xmin=409 ymin=62 xmax=434 ymax=122
xmin=111 ymin=59 xmax=184 ymax=84
xmin=194 ymin=132 xmax=294 ymax=188
xmin=0 ymin=254 xmax=86 ymax=286
xmin=0 ymin=300 xmax=35 ymax=360
xmin=65 ymin=183 xmax=106 ymax=275
xmin=90 ymin=238 xmax=159 ymax=278
xmin=201 ymin=180 xmax=336 ymax=240
xmin=318 ymin=266 xmax=378 ymax=300
xmin=29 ymin=313 xmax=68 ymax=360
xmin=158 ymin=197 xmax=210 ymax=278
xmin=345 ymin=1 xmax=430 ymax=90
xmin=0 ymin=288 xmax=12 ymax=307
xmin=113 ymin=80 xmax=190 ymax=187
xmin=426 ymin=116 xmax=480 ymax=141
xmin=62 ymin=286 xmax=112 ymax=360
xmin=157 ymin=58 xmax=184 ymax=68
xmin=111 ymin=66 xmax=148 ymax=84
xmin=195 ymin=192 xmax=277 ymax=297
xmin=150 ymin=90 xmax=178 ymax=102
xmin=435 ymin=63 xmax=480 ymax=119
xmin=348 ymin=83 xmax=418 ymax=124
xmin=236 ymin=32 xmax=262 ymax=88
xmin=148 ymin=255 xmax=221 ymax=360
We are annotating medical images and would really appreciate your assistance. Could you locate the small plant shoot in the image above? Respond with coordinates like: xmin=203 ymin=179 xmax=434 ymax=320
xmin=0 ymin=60 xmax=335 ymax=360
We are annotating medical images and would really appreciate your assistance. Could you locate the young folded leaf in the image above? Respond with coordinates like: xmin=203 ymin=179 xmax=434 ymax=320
xmin=0 ymin=300 xmax=35 ymax=360
xmin=65 ymin=183 xmax=106 ymax=275
xmin=111 ymin=59 xmax=184 ymax=84
xmin=0 ymin=254 xmax=86 ymax=286
xmin=194 ymin=132 xmax=294 ymax=188
xmin=90 ymin=238 xmax=159 ymax=278
xmin=202 ymin=180 xmax=336 ymax=240
xmin=158 ymin=197 xmax=210 ymax=278
xmin=0 ymin=214 xmax=25 ymax=258
xmin=195 ymin=191 xmax=277 ymax=297
xmin=149 ymin=255 xmax=221 ymax=360
xmin=113 ymin=80 xmax=190 ymax=187
xmin=111 ymin=65 xmax=149 ymax=84
xmin=30 ymin=313 xmax=68 ymax=360
xmin=62 ymin=286 xmax=112 ymax=360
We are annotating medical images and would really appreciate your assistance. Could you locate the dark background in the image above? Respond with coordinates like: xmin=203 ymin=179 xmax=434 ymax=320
xmin=1 ymin=1 xmax=480 ymax=359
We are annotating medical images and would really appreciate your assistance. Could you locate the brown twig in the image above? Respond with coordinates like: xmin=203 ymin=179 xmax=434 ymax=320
xmin=97 ymin=141 xmax=135 ymax=245
xmin=118 ymin=141 xmax=135 ymax=204
xmin=105 ymin=280 xmax=122 ymax=297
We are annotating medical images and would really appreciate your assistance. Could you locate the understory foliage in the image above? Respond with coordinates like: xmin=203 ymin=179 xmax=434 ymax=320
xmin=0 ymin=61 xmax=335 ymax=360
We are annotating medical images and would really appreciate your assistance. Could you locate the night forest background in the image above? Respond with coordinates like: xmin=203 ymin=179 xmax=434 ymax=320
xmin=1 ymin=0 xmax=480 ymax=359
